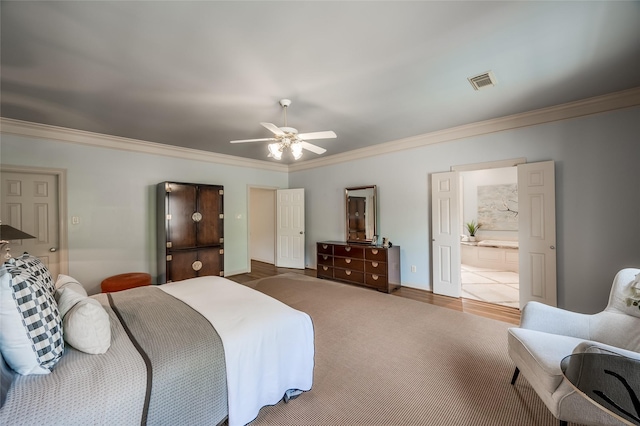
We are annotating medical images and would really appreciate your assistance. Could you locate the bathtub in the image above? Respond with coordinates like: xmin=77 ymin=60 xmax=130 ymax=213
xmin=461 ymin=240 xmax=519 ymax=272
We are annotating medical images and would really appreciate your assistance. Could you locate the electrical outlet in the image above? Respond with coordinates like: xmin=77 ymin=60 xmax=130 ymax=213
xmin=72 ymin=216 xmax=80 ymax=225
xmin=411 ymin=265 xmax=417 ymax=273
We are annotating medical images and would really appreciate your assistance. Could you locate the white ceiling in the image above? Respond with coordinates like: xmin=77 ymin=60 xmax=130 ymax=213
xmin=2 ymin=1 xmax=639 ymax=163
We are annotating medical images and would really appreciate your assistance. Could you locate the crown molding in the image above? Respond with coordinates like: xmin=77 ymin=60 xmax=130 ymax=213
xmin=2 ymin=87 xmax=638 ymax=174
xmin=288 ymin=87 xmax=640 ymax=172
xmin=0 ymin=118 xmax=288 ymax=173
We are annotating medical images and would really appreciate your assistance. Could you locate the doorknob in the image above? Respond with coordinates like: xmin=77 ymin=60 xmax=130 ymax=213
xmin=299 ymin=231 xmax=304 ymax=234
xmin=49 ymin=247 xmax=57 ymax=252
xmin=550 ymin=245 xmax=555 ymax=250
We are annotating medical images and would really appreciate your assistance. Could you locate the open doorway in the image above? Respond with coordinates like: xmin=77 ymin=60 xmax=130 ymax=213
xmin=459 ymin=167 xmax=519 ymax=308
xmin=432 ymin=159 xmax=557 ymax=309
xmin=249 ymin=187 xmax=277 ymax=266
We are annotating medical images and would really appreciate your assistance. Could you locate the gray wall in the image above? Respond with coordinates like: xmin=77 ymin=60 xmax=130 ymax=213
xmin=1 ymin=134 xmax=288 ymax=294
xmin=290 ymin=106 xmax=640 ymax=313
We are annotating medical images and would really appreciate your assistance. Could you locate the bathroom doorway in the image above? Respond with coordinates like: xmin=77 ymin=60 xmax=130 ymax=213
xmin=460 ymin=167 xmax=519 ymax=308
xmin=431 ymin=159 xmax=557 ymax=309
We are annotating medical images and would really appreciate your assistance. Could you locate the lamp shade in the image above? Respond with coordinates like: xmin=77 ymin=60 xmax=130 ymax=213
xmin=268 ymin=143 xmax=283 ymax=160
xmin=0 ymin=225 xmax=36 ymax=241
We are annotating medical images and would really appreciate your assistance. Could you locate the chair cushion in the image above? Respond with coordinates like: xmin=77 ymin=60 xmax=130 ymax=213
xmin=508 ymin=328 xmax=584 ymax=394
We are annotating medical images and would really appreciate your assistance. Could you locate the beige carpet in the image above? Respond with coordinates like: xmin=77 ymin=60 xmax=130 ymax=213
xmin=242 ymin=273 xmax=574 ymax=426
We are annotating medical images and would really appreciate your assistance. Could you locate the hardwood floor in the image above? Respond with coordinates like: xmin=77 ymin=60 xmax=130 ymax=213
xmin=227 ymin=260 xmax=521 ymax=325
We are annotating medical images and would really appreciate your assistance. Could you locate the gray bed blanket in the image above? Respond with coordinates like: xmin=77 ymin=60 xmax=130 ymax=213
xmin=0 ymin=286 xmax=228 ymax=426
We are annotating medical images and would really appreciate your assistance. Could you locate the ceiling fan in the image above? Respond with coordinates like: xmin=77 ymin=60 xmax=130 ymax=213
xmin=230 ymin=99 xmax=336 ymax=160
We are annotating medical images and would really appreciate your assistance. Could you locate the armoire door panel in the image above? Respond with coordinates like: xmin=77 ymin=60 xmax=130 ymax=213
xmin=197 ymin=185 xmax=223 ymax=246
xmin=167 ymin=183 xmax=198 ymax=249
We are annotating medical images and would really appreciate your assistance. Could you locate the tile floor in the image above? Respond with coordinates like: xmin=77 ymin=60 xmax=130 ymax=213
xmin=461 ymin=264 xmax=519 ymax=308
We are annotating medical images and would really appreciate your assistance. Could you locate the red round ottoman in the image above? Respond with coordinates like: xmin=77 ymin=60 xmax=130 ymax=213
xmin=101 ymin=272 xmax=152 ymax=293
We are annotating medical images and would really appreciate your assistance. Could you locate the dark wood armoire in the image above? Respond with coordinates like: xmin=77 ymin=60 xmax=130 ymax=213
xmin=157 ymin=182 xmax=224 ymax=283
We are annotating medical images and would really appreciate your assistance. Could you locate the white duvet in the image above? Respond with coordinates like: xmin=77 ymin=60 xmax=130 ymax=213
xmin=160 ymin=276 xmax=314 ymax=426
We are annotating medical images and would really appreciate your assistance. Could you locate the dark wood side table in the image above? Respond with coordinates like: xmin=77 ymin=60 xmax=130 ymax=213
xmin=561 ymin=353 xmax=640 ymax=425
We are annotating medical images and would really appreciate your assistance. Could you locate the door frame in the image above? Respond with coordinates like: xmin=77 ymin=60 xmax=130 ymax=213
xmin=246 ymin=185 xmax=279 ymax=273
xmin=0 ymin=165 xmax=69 ymax=275
xmin=431 ymin=157 xmax=530 ymax=302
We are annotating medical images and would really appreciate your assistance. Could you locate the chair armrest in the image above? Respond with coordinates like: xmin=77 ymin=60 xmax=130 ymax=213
xmin=572 ymin=341 xmax=640 ymax=361
xmin=520 ymin=301 xmax=592 ymax=339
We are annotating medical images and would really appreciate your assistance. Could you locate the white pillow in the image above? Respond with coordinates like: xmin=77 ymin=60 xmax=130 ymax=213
xmin=0 ymin=262 xmax=64 ymax=375
xmin=57 ymin=287 xmax=111 ymax=354
xmin=54 ymin=274 xmax=87 ymax=301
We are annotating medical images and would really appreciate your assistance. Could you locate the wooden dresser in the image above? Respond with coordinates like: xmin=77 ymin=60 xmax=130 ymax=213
xmin=316 ymin=241 xmax=400 ymax=293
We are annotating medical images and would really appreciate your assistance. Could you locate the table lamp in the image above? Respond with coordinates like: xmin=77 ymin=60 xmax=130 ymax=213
xmin=0 ymin=222 xmax=36 ymax=260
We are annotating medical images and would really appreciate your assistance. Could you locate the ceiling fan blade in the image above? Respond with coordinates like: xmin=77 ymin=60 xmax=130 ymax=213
xmin=299 ymin=141 xmax=327 ymax=155
xmin=230 ymin=138 xmax=276 ymax=144
xmin=297 ymin=130 xmax=336 ymax=140
xmin=260 ymin=122 xmax=285 ymax=136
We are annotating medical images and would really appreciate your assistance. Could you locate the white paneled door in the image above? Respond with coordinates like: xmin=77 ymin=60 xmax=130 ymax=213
xmin=431 ymin=171 xmax=461 ymax=297
xmin=276 ymin=188 xmax=305 ymax=269
xmin=517 ymin=161 xmax=557 ymax=308
xmin=431 ymin=161 xmax=557 ymax=307
xmin=1 ymin=170 xmax=61 ymax=278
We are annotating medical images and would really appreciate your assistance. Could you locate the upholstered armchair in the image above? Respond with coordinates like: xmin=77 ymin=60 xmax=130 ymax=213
xmin=508 ymin=268 xmax=640 ymax=426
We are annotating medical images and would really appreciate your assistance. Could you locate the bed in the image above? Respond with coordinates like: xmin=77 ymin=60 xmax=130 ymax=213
xmin=0 ymin=254 xmax=314 ymax=426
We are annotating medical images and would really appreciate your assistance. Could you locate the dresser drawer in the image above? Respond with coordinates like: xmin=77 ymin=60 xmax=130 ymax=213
xmin=317 ymin=254 xmax=333 ymax=266
xmin=317 ymin=242 xmax=334 ymax=255
xmin=334 ymin=257 xmax=364 ymax=271
xmin=334 ymin=268 xmax=364 ymax=283
xmin=365 ymin=260 xmax=387 ymax=276
xmin=365 ymin=273 xmax=388 ymax=289
xmin=334 ymin=245 xmax=364 ymax=259
xmin=317 ymin=265 xmax=334 ymax=279
xmin=365 ymin=247 xmax=388 ymax=262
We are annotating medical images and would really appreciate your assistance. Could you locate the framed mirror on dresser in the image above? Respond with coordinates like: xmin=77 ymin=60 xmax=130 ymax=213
xmin=317 ymin=185 xmax=400 ymax=293
xmin=345 ymin=185 xmax=377 ymax=244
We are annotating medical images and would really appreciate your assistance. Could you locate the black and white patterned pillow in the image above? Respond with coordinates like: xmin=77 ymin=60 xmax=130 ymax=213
xmin=0 ymin=257 xmax=64 ymax=374
xmin=11 ymin=253 xmax=55 ymax=295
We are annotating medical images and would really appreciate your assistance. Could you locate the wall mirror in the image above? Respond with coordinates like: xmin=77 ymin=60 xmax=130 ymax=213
xmin=345 ymin=185 xmax=377 ymax=244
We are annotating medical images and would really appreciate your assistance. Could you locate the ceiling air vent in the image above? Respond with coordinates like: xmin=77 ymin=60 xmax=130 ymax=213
xmin=468 ymin=71 xmax=497 ymax=91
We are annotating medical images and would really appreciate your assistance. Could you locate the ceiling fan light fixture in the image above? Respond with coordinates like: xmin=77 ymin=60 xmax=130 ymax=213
xmin=230 ymin=98 xmax=335 ymax=161
xmin=268 ymin=143 xmax=283 ymax=160
xmin=291 ymin=142 xmax=303 ymax=160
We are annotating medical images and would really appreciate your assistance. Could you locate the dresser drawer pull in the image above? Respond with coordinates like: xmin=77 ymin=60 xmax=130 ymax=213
xmin=323 ymin=255 xmax=329 ymax=260
xmin=192 ymin=260 xmax=203 ymax=271
xmin=372 ymin=261 xmax=378 ymax=268
xmin=345 ymin=270 xmax=352 ymax=276
xmin=345 ymin=258 xmax=351 ymax=264
xmin=322 ymin=244 xmax=328 ymax=249
xmin=372 ymin=249 xmax=378 ymax=255
xmin=322 ymin=266 xmax=329 ymax=271
xmin=345 ymin=246 xmax=351 ymax=252
xmin=372 ymin=274 xmax=379 ymax=280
